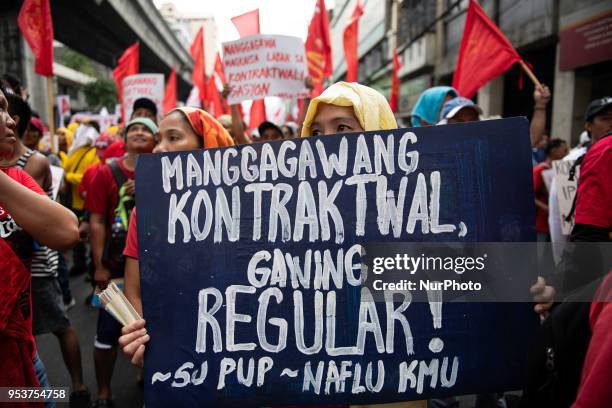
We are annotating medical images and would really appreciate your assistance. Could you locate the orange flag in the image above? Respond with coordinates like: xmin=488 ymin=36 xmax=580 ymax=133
xmin=190 ymin=27 xmax=207 ymax=106
xmin=18 ymin=0 xmax=54 ymax=76
xmin=343 ymin=0 xmax=364 ymax=82
xmin=305 ymin=0 xmax=332 ymax=97
xmin=163 ymin=67 xmax=177 ymax=114
xmin=452 ymin=0 xmax=523 ymax=98
xmin=390 ymin=49 xmax=401 ymax=113
xmin=112 ymin=42 xmax=139 ymax=118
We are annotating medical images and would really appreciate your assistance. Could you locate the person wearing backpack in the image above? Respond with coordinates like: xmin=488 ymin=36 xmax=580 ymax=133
xmin=85 ymin=117 xmax=157 ymax=408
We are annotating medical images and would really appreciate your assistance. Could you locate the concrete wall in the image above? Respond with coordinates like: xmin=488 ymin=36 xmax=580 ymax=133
xmin=22 ymin=39 xmax=50 ymax=125
xmin=331 ymin=0 xmax=387 ymax=79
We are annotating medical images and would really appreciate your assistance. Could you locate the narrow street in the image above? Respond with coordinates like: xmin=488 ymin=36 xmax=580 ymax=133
xmin=36 ymin=272 xmax=144 ymax=407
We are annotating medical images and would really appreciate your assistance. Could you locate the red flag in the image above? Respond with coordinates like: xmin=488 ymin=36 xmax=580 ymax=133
xmin=249 ymin=100 xmax=266 ymax=129
xmin=207 ymin=76 xmax=225 ymax=117
xmin=190 ymin=27 xmax=207 ymax=105
xmin=452 ymin=0 xmax=522 ymax=98
xmin=213 ymin=52 xmax=230 ymax=114
xmin=231 ymin=9 xmax=266 ymax=127
xmin=389 ymin=49 xmax=401 ymax=113
xmin=214 ymin=52 xmax=226 ymax=84
xmin=112 ymin=42 xmax=139 ymax=116
xmin=231 ymin=9 xmax=260 ymax=38
xmin=18 ymin=0 xmax=54 ymax=76
xmin=305 ymin=0 xmax=332 ymax=97
xmin=163 ymin=67 xmax=177 ymax=114
xmin=343 ymin=0 xmax=364 ymax=82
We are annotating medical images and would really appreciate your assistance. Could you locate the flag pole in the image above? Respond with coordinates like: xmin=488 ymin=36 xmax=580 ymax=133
xmin=46 ymin=75 xmax=56 ymax=153
xmin=519 ymin=61 xmax=542 ymax=89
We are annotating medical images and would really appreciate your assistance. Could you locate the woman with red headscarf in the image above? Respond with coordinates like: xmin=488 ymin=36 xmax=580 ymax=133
xmin=119 ymin=107 xmax=234 ymax=366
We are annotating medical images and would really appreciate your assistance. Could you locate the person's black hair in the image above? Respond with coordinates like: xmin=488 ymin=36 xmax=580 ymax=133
xmin=545 ymin=138 xmax=567 ymax=156
xmin=88 ymin=120 xmax=100 ymax=133
xmin=2 ymin=73 xmax=22 ymax=94
xmin=133 ymin=97 xmax=158 ymax=117
xmin=5 ymin=89 xmax=31 ymax=138
xmin=31 ymin=111 xmax=40 ymax=118
xmin=281 ymin=125 xmax=295 ymax=138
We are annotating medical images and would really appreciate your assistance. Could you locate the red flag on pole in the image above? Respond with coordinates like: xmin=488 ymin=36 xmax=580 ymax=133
xmin=305 ymin=0 xmax=332 ymax=97
xmin=112 ymin=42 xmax=139 ymax=119
xmin=232 ymin=9 xmax=266 ymax=127
xmin=214 ymin=52 xmax=226 ymax=84
xmin=18 ymin=0 xmax=54 ymax=76
xmin=452 ymin=0 xmax=522 ymax=98
xmin=213 ymin=53 xmax=230 ymax=115
xmin=163 ymin=67 xmax=177 ymax=114
xmin=207 ymin=76 xmax=225 ymax=117
xmin=343 ymin=0 xmax=364 ymax=82
xmin=190 ymin=27 xmax=207 ymax=106
xmin=390 ymin=49 xmax=401 ymax=113
xmin=248 ymin=99 xmax=266 ymax=129
xmin=231 ymin=9 xmax=260 ymax=38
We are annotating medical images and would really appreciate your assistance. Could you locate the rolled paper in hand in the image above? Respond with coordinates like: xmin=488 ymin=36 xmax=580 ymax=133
xmin=99 ymin=281 xmax=141 ymax=326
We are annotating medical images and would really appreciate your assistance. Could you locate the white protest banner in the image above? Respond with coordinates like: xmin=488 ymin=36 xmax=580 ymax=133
xmin=50 ymin=165 xmax=64 ymax=201
xmin=122 ymin=74 xmax=164 ymax=122
xmin=223 ymin=34 xmax=309 ymax=105
xmin=553 ymin=160 xmax=579 ymax=235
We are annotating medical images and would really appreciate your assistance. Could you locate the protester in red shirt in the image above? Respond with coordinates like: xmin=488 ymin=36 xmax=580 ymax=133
xmin=530 ymin=98 xmax=611 ymax=407
xmin=0 ymin=87 xmax=79 ymax=392
xmin=571 ymin=271 xmax=612 ymax=408
xmin=571 ymin=98 xmax=612 ymax=238
xmin=533 ymin=138 xmax=568 ymax=240
xmin=85 ymin=117 xmax=157 ymax=407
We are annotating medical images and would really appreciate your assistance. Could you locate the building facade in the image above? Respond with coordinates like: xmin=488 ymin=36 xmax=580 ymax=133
xmin=159 ymin=2 xmax=218 ymax=76
xmin=329 ymin=0 xmax=612 ymax=144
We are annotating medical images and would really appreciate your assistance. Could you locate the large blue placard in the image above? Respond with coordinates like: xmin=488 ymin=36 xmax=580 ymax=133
xmin=136 ymin=117 xmax=539 ymax=407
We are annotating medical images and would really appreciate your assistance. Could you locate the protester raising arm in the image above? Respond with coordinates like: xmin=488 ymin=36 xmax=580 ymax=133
xmin=230 ymin=105 xmax=251 ymax=145
xmin=530 ymin=84 xmax=551 ymax=147
xmin=221 ymin=84 xmax=251 ymax=145
xmin=296 ymin=76 xmax=315 ymax=136
xmin=0 ymin=169 xmax=79 ymax=250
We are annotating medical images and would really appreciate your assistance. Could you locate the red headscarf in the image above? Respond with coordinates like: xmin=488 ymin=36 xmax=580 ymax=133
xmin=171 ymin=107 xmax=234 ymax=148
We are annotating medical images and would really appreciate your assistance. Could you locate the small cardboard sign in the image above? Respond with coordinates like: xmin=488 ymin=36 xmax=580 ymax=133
xmin=553 ymin=160 xmax=579 ymax=235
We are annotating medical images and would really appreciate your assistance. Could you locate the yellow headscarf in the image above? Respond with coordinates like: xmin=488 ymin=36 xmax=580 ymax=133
xmin=301 ymin=82 xmax=397 ymax=137
xmin=106 ymin=125 xmax=119 ymax=136
xmin=57 ymin=127 xmax=74 ymax=150
xmin=67 ymin=122 xmax=79 ymax=134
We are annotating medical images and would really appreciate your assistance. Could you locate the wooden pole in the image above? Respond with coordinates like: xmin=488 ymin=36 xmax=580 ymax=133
xmin=46 ymin=75 xmax=56 ymax=153
xmin=519 ymin=60 xmax=542 ymax=89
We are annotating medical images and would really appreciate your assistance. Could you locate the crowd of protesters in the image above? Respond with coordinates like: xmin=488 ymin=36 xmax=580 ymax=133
xmin=0 ymin=67 xmax=610 ymax=408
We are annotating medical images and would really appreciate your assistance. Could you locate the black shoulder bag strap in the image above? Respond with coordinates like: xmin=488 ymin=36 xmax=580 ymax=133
xmin=108 ymin=159 xmax=128 ymax=189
